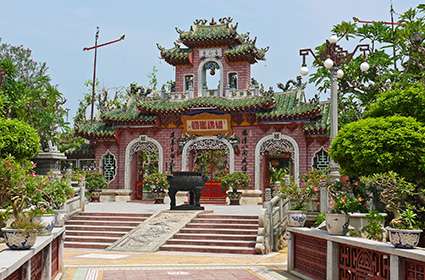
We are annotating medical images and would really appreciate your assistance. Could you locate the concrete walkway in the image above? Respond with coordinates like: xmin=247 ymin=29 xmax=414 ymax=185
xmin=85 ymin=202 xmax=263 ymax=216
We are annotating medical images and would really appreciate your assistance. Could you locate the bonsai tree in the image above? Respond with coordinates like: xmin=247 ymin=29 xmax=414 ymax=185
xmin=221 ymin=172 xmax=249 ymax=193
xmin=85 ymin=171 xmax=108 ymax=202
xmin=85 ymin=171 xmax=108 ymax=192
xmin=143 ymin=172 xmax=169 ymax=193
xmin=280 ymin=180 xmax=314 ymax=211
xmin=327 ymin=181 xmax=366 ymax=214
xmin=0 ymin=156 xmax=42 ymax=232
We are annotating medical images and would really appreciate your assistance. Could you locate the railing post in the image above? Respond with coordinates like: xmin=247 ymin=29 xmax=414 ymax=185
xmin=80 ymin=180 xmax=86 ymax=212
xmin=287 ymin=231 xmax=294 ymax=271
xmin=327 ymin=240 xmax=339 ymax=280
xmin=390 ymin=255 xmax=401 ymax=280
xmin=266 ymin=201 xmax=273 ymax=250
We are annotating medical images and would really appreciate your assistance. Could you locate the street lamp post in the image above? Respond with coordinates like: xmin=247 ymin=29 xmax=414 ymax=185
xmin=299 ymin=36 xmax=370 ymax=212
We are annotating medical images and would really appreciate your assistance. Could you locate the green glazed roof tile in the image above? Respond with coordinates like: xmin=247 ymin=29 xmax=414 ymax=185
xmin=75 ymin=121 xmax=115 ymax=138
xmin=137 ymin=95 xmax=275 ymax=114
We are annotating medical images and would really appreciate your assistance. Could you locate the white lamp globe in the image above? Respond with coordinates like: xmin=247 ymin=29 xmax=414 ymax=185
xmin=300 ymin=66 xmax=309 ymax=76
xmin=336 ymin=69 xmax=344 ymax=79
xmin=360 ymin=61 xmax=370 ymax=72
xmin=329 ymin=35 xmax=338 ymax=44
xmin=324 ymin=58 xmax=334 ymax=69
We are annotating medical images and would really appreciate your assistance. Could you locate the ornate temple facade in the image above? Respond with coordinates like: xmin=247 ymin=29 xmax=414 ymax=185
xmin=77 ymin=18 xmax=331 ymax=203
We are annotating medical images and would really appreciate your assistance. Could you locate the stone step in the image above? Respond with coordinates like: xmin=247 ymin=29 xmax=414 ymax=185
xmin=173 ymin=233 xmax=256 ymax=241
xmin=197 ymin=214 xmax=259 ymax=220
xmin=179 ymin=228 xmax=258 ymax=235
xmin=65 ymin=235 xmax=119 ymax=243
xmin=65 ymin=230 xmax=127 ymax=237
xmin=65 ymin=220 xmax=141 ymax=227
xmin=77 ymin=212 xmax=151 ymax=217
xmin=166 ymin=239 xmax=256 ymax=247
xmin=191 ymin=218 xmax=259 ymax=224
xmin=65 ymin=225 xmax=136 ymax=232
xmin=160 ymin=244 xmax=257 ymax=255
xmin=64 ymin=241 xmax=111 ymax=249
xmin=185 ymin=223 xmax=258 ymax=230
xmin=69 ymin=215 xmax=147 ymax=222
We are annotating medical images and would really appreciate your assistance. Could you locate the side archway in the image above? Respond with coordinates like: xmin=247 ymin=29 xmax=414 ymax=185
xmin=254 ymin=133 xmax=300 ymax=190
xmin=124 ymin=135 xmax=163 ymax=190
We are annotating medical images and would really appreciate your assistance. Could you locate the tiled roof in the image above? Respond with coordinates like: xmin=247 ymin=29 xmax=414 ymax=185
xmin=137 ymin=96 xmax=275 ymax=114
xmin=75 ymin=121 xmax=115 ymax=138
xmin=303 ymin=102 xmax=331 ymax=135
xmin=256 ymin=90 xmax=320 ymax=120
xmin=101 ymin=101 xmax=157 ymax=123
xmin=157 ymin=44 xmax=191 ymax=66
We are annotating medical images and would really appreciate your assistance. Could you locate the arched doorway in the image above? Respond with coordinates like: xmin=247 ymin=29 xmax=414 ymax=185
xmin=254 ymin=133 xmax=299 ymax=191
xmin=181 ymin=137 xmax=235 ymax=204
xmin=198 ymin=59 xmax=224 ymax=97
xmin=124 ymin=135 xmax=163 ymax=199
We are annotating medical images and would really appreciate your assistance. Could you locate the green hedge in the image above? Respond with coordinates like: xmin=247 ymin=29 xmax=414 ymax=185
xmin=330 ymin=116 xmax=425 ymax=182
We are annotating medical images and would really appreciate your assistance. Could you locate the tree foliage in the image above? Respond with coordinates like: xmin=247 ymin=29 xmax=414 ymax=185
xmin=330 ymin=116 xmax=425 ymax=183
xmin=0 ymin=40 xmax=68 ymax=146
xmin=366 ymin=82 xmax=425 ymax=123
xmin=0 ymin=118 xmax=40 ymax=160
xmin=308 ymin=4 xmax=425 ymax=125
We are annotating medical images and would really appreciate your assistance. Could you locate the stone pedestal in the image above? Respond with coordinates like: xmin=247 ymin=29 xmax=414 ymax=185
xmin=34 ymin=152 xmax=67 ymax=175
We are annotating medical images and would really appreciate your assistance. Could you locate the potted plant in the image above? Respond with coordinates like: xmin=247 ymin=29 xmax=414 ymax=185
xmin=0 ymin=157 xmax=42 ymax=250
xmin=32 ymin=176 xmax=75 ymax=228
xmin=280 ymin=180 xmax=313 ymax=227
xmin=221 ymin=172 xmax=249 ymax=205
xmin=361 ymin=210 xmax=386 ymax=241
xmin=85 ymin=171 xmax=107 ymax=202
xmin=143 ymin=172 xmax=169 ymax=204
xmin=371 ymin=171 xmax=422 ymax=248
xmin=387 ymin=208 xmax=422 ymax=248
xmin=270 ymin=167 xmax=288 ymax=191
xmin=327 ymin=181 xmax=363 ymax=235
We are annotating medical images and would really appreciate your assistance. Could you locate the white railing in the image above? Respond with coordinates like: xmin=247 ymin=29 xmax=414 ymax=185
xmin=63 ymin=180 xmax=85 ymax=218
xmin=256 ymin=195 xmax=289 ymax=254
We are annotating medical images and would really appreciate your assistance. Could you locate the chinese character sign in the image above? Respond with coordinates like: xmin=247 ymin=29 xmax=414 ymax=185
xmin=182 ymin=113 xmax=231 ymax=136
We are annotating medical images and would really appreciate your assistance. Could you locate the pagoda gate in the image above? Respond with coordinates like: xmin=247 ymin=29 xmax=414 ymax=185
xmin=77 ymin=18 xmax=331 ymax=203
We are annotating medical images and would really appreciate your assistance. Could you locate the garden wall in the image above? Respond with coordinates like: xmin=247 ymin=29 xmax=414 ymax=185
xmin=287 ymin=227 xmax=425 ymax=280
xmin=0 ymin=228 xmax=64 ymax=280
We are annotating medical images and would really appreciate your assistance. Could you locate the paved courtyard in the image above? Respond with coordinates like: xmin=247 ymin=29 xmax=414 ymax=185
xmin=63 ymin=248 xmax=294 ymax=280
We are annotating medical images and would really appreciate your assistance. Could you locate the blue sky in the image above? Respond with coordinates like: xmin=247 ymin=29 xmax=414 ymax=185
xmin=1 ymin=0 xmax=421 ymax=120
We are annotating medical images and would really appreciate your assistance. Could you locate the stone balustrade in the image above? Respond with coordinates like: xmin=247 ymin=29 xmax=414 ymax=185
xmin=287 ymin=227 xmax=425 ymax=280
xmin=0 ymin=228 xmax=65 ymax=280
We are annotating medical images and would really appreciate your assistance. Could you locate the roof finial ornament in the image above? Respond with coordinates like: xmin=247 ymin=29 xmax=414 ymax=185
xmin=193 ymin=19 xmax=208 ymax=25
xmin=219 ymin=17 xmax=233 ymax=24
xmin=173 ymin=42 xmax=180 ymax=48
xmin=175 ymin=27 xmax=183 ymax=34
xmin=156 ymin=43 xmax=165 ymax=52
xmin=210 ymin=17 xmax=217 ymax=25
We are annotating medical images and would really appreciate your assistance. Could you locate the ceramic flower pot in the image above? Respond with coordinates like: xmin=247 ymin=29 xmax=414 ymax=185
xmin=153 ymin=191 xmax=166 ymax=204
xmin=387 ymin=227 xmax=423 ymax=249
xmin=348 ymin=213 xmax=387 ymax=232
xmin=90 ymin=191 xmax=101 ymax=202
xmin=287 ymin=210 xmax=307 ymax=227
xmin=227 ymin=191 xmax=242 ymax=205
xmin=2 ymin=228 xmax=37 ymax=250
xmin=32 ymin=214 xmax=56 ymax=235
xmin=54 ymin=209 xmax=66 ymax=227
xmin=326 ymin=213 xmax=349 ymax=235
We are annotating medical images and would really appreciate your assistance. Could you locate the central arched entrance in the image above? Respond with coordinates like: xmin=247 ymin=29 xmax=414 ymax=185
xmin=181 ymin=136 xmax=235 ymax=173
xmin=181 ymin=136 xmax=234 ymax=204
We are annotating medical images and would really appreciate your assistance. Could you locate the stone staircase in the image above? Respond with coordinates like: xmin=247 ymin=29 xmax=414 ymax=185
xmin=160 ymin=214 xmax=259 ymax=254
xmin=64 ymin=212 xmax=151 ymax=249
